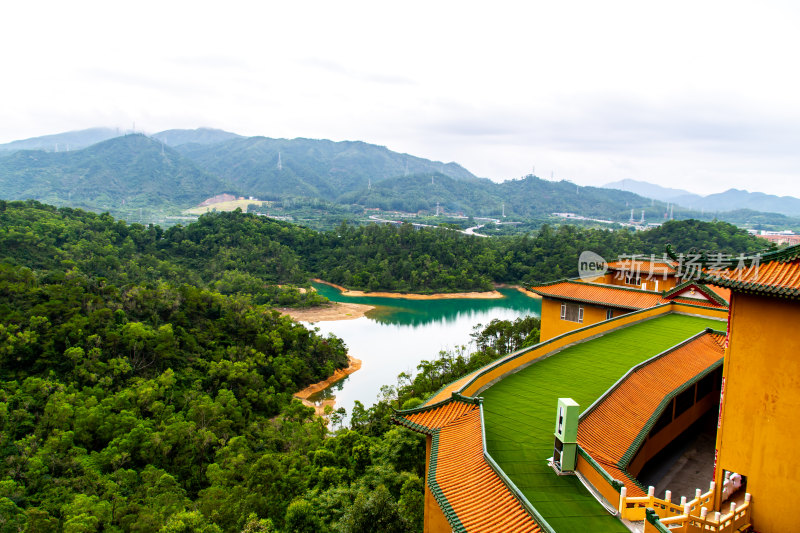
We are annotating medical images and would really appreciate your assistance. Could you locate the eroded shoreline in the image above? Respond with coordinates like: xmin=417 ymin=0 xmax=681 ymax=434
xmin=279 ymin=301 xmax=375 ymax=322
xmin=293 ymin=356 xmax=362 ymax=416
xmin=312 ymin=278 xmax=504 ymax=300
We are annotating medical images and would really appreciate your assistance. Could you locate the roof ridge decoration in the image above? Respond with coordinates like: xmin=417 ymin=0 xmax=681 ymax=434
xmin=756 ymin=242 xmax=800 ymax=262
xmin=530 ymin=278 xmax=661 ymax=295
xmin=662 ymin=280 xmax=729 ymax=306
xmin=664 ymin=242 xmax=800 ymax=299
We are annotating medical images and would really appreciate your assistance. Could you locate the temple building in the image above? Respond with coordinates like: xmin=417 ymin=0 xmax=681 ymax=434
xmin=705 ymin=245 xmax=800 ymax=532
xmin=529 ymin=257 xmax=729 ymax=341
xmin=393 ymin=247 xmax=800 ymax=532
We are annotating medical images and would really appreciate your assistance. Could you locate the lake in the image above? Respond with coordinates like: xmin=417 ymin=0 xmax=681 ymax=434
xmin=303 ymin=282 xmax=541 ymax=417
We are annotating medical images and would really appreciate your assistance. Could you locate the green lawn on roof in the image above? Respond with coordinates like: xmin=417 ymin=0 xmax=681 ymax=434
xmin=481 ymin=313 xmax=725 ymax=533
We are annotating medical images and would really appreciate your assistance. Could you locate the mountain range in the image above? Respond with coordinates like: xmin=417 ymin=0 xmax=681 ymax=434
xmin=604 ymin=179 xmax=800 ymax=218
xmin=0 ymin=135 xmax=224 ymax=215
xmin=1 ymin=128 xmax=798 ymax=229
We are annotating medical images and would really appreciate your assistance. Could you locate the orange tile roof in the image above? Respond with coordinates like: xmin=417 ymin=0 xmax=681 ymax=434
xmin=401 ymin=398 xmax=477 ymax=431
xmin=394 ymin=398 xmax=543 ymax=533
xmin=530 ymin=281 xmax=665 ymax=310
xmin=577 ymin=332 xmax=725 ymax=496
xmin=531 ymin=280 xmax=728 ymax=311
xmin=606 ymin=260 xmax=677 ymax=275
xmin=705 ymin=284 xmax=731 ymax=302
xmin=706 ymin=254 xmax=800 ymax=299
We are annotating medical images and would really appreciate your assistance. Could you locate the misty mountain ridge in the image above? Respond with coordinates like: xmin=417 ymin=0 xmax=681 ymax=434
xmin=151 ymin=128 xmax=243 ymax=147
xmin=0 ymin=128 xmax=123 ymax=153
xmin=604 ymin=178 xmax=800 ymax=218
xmin=174 ymin=135 xmax=478 ymax=200
xmin=1 ymin=127 xmax=799 ymax=229
xmin=603 ymin=179 xmax=695 ymax=203
xmin=0 ymin=134 xmax=226 ymax=215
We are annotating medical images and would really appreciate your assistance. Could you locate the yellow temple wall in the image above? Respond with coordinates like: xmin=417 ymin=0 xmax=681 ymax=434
xmin=423 ymin=435 xmax=452 ymax=533
xmin=714 ymin=292 xmax=800 ymax=532
xmin=669 ymin=303 xmax=729 ymax=321
xmin=539 ymin=298 xmax=622 ymax=341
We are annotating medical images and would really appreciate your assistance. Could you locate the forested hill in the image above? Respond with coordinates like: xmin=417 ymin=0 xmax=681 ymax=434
xmin=338 ymin=172 xmax=500 ymax=214
xmin=0 ymin=134 xmax=226 ymax=219
xmin=2 ymin=129 xmax=798 ymax=229
xmin=173 ymin=136 xmax=478 ymax=200
xmin=0 ymin=200 xmax=767 ymax=294
xmin=0 ymin=200 xmax=359 ymax=532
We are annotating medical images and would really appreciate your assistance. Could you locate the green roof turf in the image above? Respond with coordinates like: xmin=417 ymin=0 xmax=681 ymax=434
xmin=480 ymin=313 xmax=725 ymax=533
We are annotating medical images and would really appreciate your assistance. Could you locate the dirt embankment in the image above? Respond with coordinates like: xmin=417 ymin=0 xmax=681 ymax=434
xmin=279 ymin=302 xmax=375 ymax=322
xmin=312 ymin=279 xmax=504 ymax=300
xmin=294 ymin=356 xmax=362 ymax=416
xmin=513 ymin=286 xmax=542 ymax=298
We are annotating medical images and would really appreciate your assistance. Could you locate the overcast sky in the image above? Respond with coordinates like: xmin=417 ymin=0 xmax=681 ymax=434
xmin=2 ymin=1 xmax=799 ymax=197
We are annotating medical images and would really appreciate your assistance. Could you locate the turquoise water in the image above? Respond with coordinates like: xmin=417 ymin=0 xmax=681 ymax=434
xmin=304 ymin=283 xmax=541 ymax=417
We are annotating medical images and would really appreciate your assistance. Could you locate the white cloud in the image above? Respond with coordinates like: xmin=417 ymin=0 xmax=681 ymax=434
xmin=1 ymin=0 xmax=799 ymax=197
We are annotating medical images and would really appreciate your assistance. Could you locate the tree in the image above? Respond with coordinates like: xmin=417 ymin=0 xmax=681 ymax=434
xmin=338 ymin=485 xmax=410 ymax=533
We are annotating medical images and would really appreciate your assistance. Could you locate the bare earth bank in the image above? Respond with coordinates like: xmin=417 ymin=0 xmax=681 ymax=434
xmin=293 ymin=356 xmax=363 ymax=416
xmin=312 ymin=278 xmax=504 ymax=300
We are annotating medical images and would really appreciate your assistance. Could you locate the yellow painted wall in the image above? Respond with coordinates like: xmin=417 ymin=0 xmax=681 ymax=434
xmin=575 ymin=453 xmax=621 ymax=508
xmin=423 ymin=435 xmax=452 ymax=533
xmin=669 ymin=303 xmax=729 ymax=321
xmin=714 ymin=292 xmax=800 ymax=532
xmin=539 ymin=297 xmax=626 ymax=342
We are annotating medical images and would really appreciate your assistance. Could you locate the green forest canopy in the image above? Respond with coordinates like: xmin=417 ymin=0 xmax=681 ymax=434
xmin=0 ymin=200 xmax=770 ymax=532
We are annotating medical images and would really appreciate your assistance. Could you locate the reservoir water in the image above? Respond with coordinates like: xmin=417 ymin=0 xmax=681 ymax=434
xmin=304 ymin=282 xmax=541 ymax=418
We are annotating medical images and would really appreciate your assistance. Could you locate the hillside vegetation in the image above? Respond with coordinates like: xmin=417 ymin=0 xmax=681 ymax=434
xmin=3 ymin=129 xmax=797 ymax=229
xmin=0 ymin=200 xmax=771 ymax=531
xmin=0 ymin=201 xmax=556 ymax=532
xmin=0 ymin=135 xmax=225 ymax=222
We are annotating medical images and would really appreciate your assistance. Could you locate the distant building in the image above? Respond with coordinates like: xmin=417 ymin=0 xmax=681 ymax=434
xmin=529 ymin=258 xmax=729 ymax=341
xmin=756 ymin=233 xmax=800 ymax=246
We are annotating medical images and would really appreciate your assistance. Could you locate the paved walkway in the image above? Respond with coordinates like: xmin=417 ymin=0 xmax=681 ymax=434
xmin=638 ymin=418 xmax=717 ymax=502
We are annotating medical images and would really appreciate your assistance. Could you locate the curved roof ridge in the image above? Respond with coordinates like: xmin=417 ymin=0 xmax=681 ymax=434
xmin=392 ymin=398 xmax=544 ymax=533
xmin=705 ymin=257 xmax=800 ymax=299
xmin=529 ymin=280 xmax=664 ymax=310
